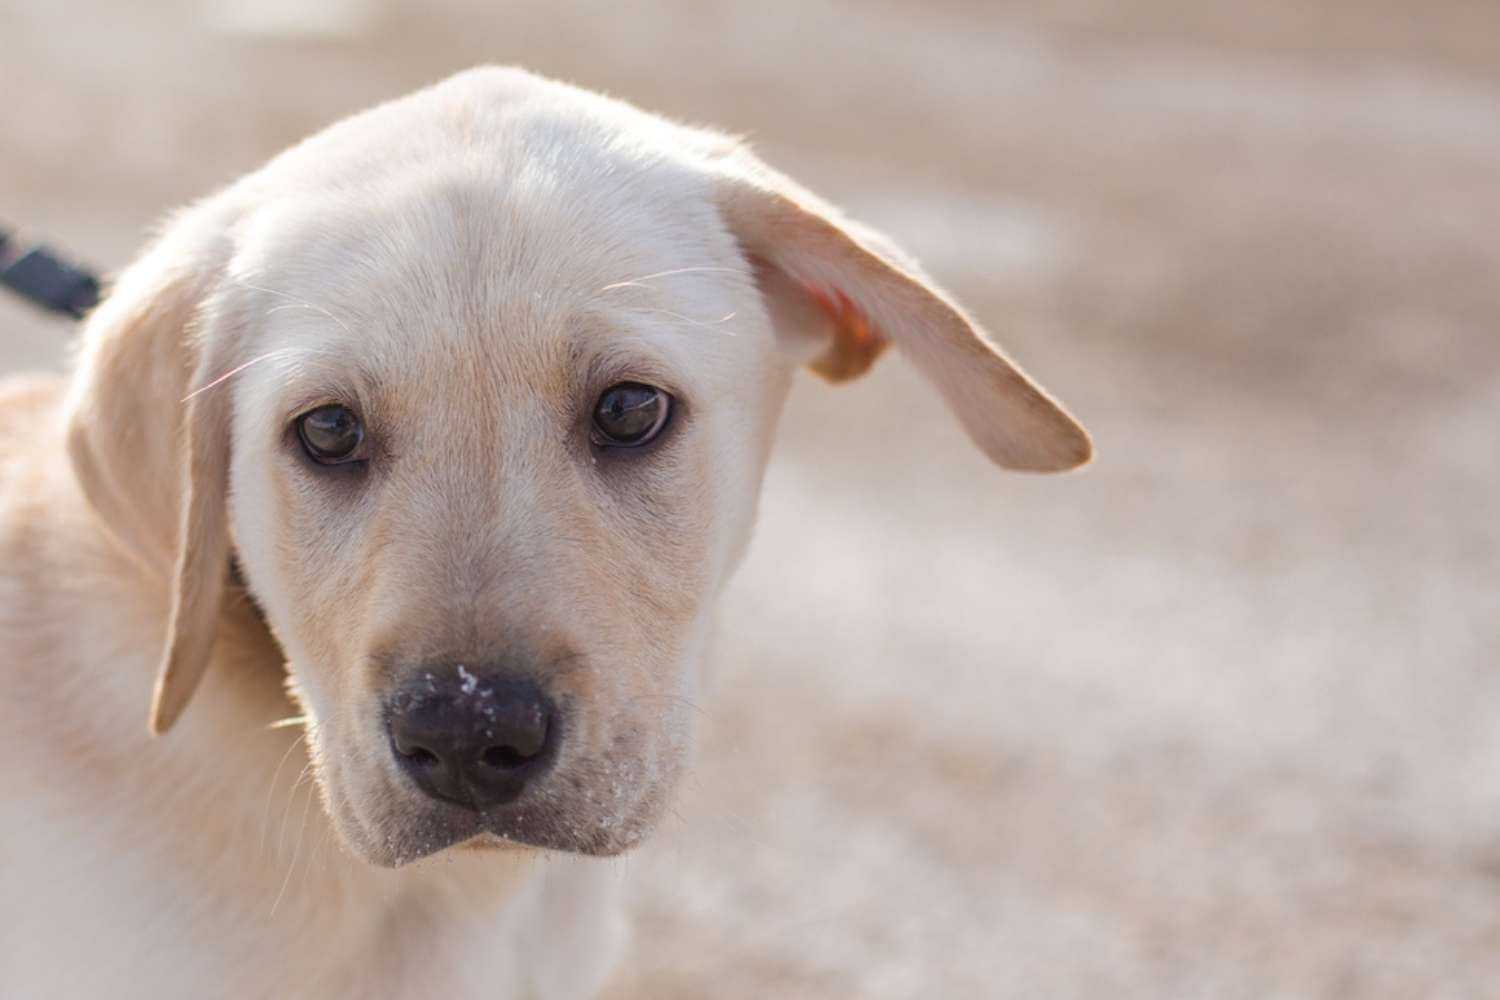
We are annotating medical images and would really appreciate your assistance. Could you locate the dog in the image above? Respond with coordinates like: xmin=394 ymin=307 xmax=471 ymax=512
xmin=0 ymin=67 xmax=1089 ymax=998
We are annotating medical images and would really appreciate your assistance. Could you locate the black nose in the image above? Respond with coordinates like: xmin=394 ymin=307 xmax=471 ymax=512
xmin=387 ymin=668 xmax=556 ymax=810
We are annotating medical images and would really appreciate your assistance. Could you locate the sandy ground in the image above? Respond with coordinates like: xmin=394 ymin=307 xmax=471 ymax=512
xmin=4 ymin=2 xmax=1498 ymax=996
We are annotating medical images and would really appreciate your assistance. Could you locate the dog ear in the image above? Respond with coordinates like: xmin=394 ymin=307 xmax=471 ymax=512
xmin=713 ymin=151 xmax=1091 ymax=472
xmin=64 ymin=199 xmax=243 ymax=734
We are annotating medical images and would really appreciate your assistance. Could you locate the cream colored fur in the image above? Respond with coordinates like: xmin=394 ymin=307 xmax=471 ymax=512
xmin=0 ymin=67 xmax=1088 ymax=998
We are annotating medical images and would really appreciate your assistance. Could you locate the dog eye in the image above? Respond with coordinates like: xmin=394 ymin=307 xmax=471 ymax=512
xmin=296 ymin=404 xmax=365 ymax=464
xmin=592 ymin=383 xmax=671 ymax=448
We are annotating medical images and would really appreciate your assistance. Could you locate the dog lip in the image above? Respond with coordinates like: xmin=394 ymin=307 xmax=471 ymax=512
xmin=374 ymin=791 xmax=644 ymax=866
xmin=374 ymin=784 xmax=547 ymax=864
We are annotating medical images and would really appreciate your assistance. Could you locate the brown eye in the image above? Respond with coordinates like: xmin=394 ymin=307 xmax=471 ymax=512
xmin=592 ymin=383 xmax=671 ymax=448
xmin=296 ymin=404 xmax=365 ymax=464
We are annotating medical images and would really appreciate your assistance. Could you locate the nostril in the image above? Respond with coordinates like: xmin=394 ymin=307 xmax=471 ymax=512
xmin=480 ymin=708 xmax=549 ymax=769
xmin=400 ymin=745 xmax=441 ymax=768
xmin=481 ymin=744 xmax=532 ymax=770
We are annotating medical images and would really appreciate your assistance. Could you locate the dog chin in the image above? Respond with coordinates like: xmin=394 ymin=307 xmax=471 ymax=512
xmin=457 ymin=832 xmax=522 ymax=851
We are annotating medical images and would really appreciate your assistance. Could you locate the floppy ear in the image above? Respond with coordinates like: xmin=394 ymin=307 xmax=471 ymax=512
xmin=713 ymin=153 xmax=1091 ymax=472
xmin=64 ymin=201 xmax=242 ymax=734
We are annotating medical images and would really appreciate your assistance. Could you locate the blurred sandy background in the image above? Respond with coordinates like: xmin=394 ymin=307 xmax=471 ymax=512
xmin=4 ymin=1 xmax=1497 ymax=996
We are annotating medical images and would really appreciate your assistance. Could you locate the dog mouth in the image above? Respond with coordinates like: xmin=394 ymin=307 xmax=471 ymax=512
xmin=339 ymin=757 xmax=655 ymax=868
xmin=368 ymin=799 xmax=640 ymax=867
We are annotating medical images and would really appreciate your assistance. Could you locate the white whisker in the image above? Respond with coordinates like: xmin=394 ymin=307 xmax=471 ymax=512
xmin=260 ymin=732 xmax=306 ymax=858
xmin=627 ymin=307 xmax=738 ymax=335
xmin=232 ymin=277 xmax=356 ymax=338
xmin=180 ymin=349 xmax=294 ymax=401
xmin=278 ymin=761 xmax=315 ymax=859
xmin=270 ymin=776 xmax=317 ymax=918
xmin=597 ymin=265 xmax=739 ymax=293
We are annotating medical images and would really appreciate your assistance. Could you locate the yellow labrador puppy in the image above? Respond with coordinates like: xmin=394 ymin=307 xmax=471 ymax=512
xmin=0 ymin=68 xmax=1088 ymax=998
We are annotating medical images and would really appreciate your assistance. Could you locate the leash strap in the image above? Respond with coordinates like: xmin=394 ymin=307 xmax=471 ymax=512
xmin=0 ymin=226 xmax=101 ymax=319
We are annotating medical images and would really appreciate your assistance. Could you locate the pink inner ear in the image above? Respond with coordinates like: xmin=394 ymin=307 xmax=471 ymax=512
xmin=796 ymin=280 xmax=887 ymax=381
xmin=802 ymin=282 xmax=881 ymax=350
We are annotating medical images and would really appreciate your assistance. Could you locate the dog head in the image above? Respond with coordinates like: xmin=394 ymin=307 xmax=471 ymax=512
xmin=63 ymin=68 xmax=1089 ymax=866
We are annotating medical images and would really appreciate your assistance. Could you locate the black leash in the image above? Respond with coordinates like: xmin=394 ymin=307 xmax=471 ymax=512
xmin=0 ymin=225 xmax=101 ymax=320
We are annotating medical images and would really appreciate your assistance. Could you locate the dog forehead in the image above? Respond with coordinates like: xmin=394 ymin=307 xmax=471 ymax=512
xmin=217 ymin=73 xmax=766 ymax=418
xmin=225 ymin=186 xmax=742 ymax=414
